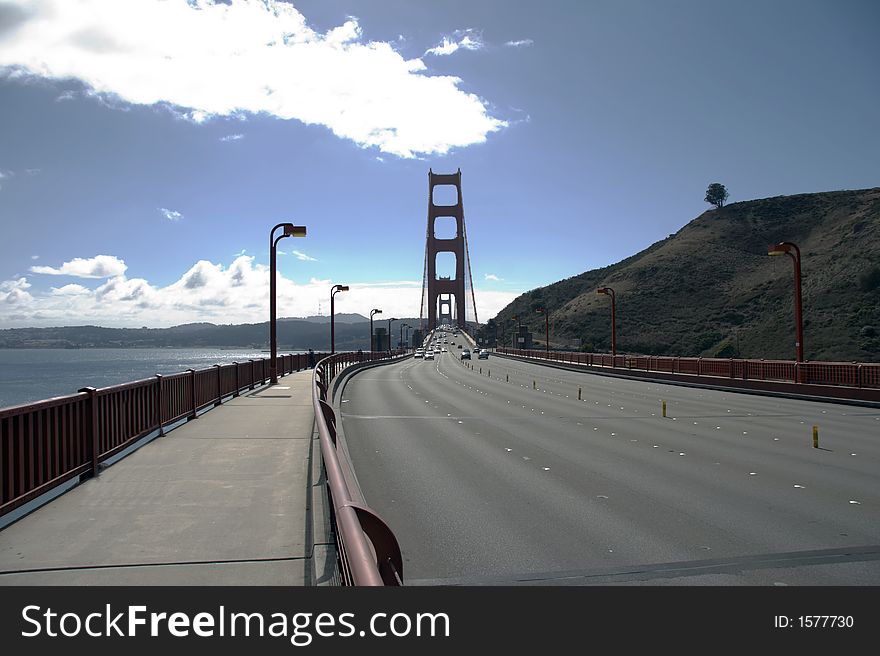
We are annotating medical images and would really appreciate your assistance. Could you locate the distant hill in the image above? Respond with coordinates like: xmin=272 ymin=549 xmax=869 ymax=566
xmin=286 ymin=313 xmax=369 ymax=324
xmin=0 ymin=317 xmax=423 ymax=350
xmin=480 ymin=188 xmax=880 ymax=362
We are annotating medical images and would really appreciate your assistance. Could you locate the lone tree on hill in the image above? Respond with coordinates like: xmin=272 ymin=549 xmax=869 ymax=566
xmin=705 ymin=183 xmax=729 ymax=208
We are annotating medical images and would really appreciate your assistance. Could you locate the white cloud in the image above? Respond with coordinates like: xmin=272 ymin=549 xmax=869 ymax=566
xmin=0 ymin=169 xmax=11 ymax=190
xmin=505 ymin=39 xmax=534 ymax=48
xmin=0 ymin=277 xmax=33 ymax=305
xmin=220 ymin=133 xmax=244 ymax=142
xmin=0 ymin=0 xmax=505 ymax=158
xmin=425 ymin=29 xmax=484 ymax=57
xmin=158 ymin=207 xmax=183 ymax=221
xmin=484 ymin=273 xmax=502 ymax=282
xmin=30 ymin=255 xmax=39 ymax=260
xmin=291 ymin=250 xmax=317 ymax=262
xmin=30 ymin=255 xmax=128 ymax=278
xmin=50 ymin=283 xmax=90 ymax=296
xmin=0 ymin=257 xmax=520 ymax=327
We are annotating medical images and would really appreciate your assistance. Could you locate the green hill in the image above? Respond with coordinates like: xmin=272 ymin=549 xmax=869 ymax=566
xmin=482 ymin=187 xmax=880 ymax=362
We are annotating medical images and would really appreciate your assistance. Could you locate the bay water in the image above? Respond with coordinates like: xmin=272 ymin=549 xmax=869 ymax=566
xmin=0 ymin=348 xmax=305 ymax=409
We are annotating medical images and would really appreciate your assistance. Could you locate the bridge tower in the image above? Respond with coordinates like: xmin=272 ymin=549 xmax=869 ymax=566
xmin=421 ymin=169 xmax=478 ymax=332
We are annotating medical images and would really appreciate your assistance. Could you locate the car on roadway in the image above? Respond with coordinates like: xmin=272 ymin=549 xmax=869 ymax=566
xmin=424 ymin=350 xmax=435 ymax=360
xmin=478 ymin=350 xmax=489 ymax=359
xmin=457 ymin=344 xmax=462 ymax=349
xmin=461 ymin=349 xmax=471 ymax=360
xmin=414 ymin=348 xmax=424 ymax=358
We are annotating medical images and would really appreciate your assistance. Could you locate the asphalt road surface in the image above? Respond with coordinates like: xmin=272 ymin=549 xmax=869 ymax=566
xmin=339 ymin=337 xmax=880 ymax=585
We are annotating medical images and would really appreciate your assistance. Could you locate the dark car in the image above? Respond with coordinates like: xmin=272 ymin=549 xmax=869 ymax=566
xmin=461 ymin=349 xmax=471 ymax=360
xmin=478 ymin=350 xmax=489 ymax=359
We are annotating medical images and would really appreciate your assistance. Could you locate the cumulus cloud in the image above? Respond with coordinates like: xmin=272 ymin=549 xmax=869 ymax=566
xmin=30 ymin=255 xmax=128 ymax=278
xmin=0 ymin=257 xmax=520 ymax=327
xmin=50 ymin=283 xmax=90 ymax=295
xmin=505 ymin=39 xmax=534 ymax=48
xmin=0 ymin=277 xmax=33 ymax=305
xmin=291 ymin=250 xmax=317 ymax=262
xmin=484 ymin=273 xmax=502 ymax=282
xmin=220 ymin=133 xmax=244 ymax=142
xmin=0 ymin=0 xmax=506 ymax=157
xmin=158 ymin=207 xmax=183 ymax=221
xmin=425 ymin=29 xmax=484 ymax=57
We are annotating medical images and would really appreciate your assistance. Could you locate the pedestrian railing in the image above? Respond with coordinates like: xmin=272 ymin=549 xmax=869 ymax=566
xmin=0 ymin=353 xmax=322 ymax=519
xmin=312 ymin=350 xmax=408 ymax=586
xmin=497 ymin=348 xmax=880 ymax=390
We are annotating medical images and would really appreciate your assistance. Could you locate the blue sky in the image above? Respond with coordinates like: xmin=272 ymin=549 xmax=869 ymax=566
xmin=1 ymin=0 xmax=878 ymax=328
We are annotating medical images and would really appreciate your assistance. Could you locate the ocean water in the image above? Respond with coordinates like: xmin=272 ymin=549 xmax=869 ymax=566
xmin=0 ymin=348 xmax=304 ymax=409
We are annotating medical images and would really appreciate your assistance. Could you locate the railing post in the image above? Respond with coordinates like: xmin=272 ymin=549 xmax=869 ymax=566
xmin=743 ymin=359 xmax=748 ymax=380
xmin=249 ymin=359 xmax=255 ymax=390
xmin=78 ymin=386 xmax=100 ymax=479
xmin=187 ymin=369 xmax=197 ymax=420
xmin=233 ymin=362 xmax=240 ymax=398
xmin=856 ymin=364 xmax=862 ymax=388
xmin=697 ymin=357 xmax=702 ymax=376
xmin=214 ymin=364 xmax=222 ymax=406
xmin=155 ymin=374 xmax=165 ymax=437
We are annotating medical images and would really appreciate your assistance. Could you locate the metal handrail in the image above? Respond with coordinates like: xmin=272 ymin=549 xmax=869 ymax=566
xmin=497 ymin=348 xmax=880 ymax=390
xmin=0 ymin=353 xmax=320 ymax=518
xmin=312 ymin=350 xmax=407 ymax=585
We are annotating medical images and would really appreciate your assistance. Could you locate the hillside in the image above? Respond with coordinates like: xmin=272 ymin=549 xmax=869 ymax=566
xmin=482 ymin=188 xmax=880 ymax=362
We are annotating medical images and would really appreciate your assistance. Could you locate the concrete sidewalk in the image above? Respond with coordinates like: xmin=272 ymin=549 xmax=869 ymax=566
xmin=0 ymin=369 xmax=330 ymax=585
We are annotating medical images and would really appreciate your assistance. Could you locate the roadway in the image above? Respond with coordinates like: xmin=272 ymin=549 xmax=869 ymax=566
xmin=339 ymin=335 xmax=880 ymax=585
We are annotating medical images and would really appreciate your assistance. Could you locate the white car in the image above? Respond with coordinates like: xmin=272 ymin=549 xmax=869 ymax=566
xmin=424 ymin=350 xmax=435 ymax=360
xmin=414 ymin=349 xmax=424 ymax=359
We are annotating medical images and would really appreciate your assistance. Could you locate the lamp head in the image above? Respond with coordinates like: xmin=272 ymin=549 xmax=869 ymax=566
xmin=283 ymin=224 xmax=307 ymax=237
xmin=767 ymin=243 xmax=790 ymax=256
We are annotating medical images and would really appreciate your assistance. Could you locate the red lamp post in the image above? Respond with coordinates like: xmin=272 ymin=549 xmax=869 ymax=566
xmin=370 ymin=308 xmax=382 ymax=352
xmin=597 ymin=287 xmax=616 ymax=356
xmin=330 ymin=284 xmax=349 ymax=354
xmin=536 ymin=307 xmax=549 ymax=356
xmin=269 ymin=222 xmax=306 ymax=384
xmin=386 ymin=318 xmax=398 ymax=354
xmin=768 ymin=241 xmax=804 ymax=362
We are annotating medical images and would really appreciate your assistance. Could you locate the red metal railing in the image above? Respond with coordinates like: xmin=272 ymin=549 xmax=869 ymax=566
xmin=0 ymin=353 xmax=323 ymax=519
xmin=498 ymin=348 xmax=880 ymax=390
xmin=312 ymin=350 xmax=408 ymax=586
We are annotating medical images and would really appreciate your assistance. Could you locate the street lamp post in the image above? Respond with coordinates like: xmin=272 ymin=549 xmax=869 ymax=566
xmin=269 ymin=222 xmax=307 ymax=384
xmin=400 ymin=323 xmax=409 ymax=351
xmin=597 ymin=287 xmax=616 ymax=356
xmin=536 ymin=307 xmax=549 ymax=356
xmin=768 ymin=241 xmax=804 ymax=362
xmin=330 ymin=284 xmax=349 ymax=354
xmin=387 ymin=318 xmax=398 ymax=354
xmin=369 ymin=308 xmax=382 ymax=352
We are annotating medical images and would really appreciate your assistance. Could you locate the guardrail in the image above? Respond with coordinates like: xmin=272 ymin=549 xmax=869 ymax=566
xmin=312 ymin=350 xmax=407 ymax=586
xmin=497 ymin=348 xmax=880 ymax=390
xmin=0 ymin=353 xmax=323 ymax=519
